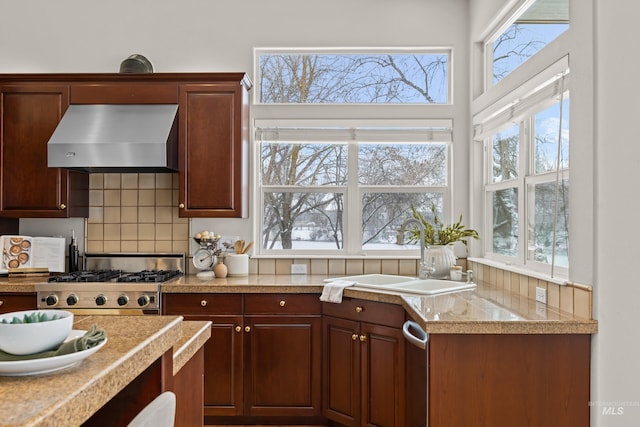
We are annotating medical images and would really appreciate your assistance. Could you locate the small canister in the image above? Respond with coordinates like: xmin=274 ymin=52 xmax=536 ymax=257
xmin=225 ymin=253 xmax=249 ymax=277
xmin=449 ymin=265 xmax=463 ymax=281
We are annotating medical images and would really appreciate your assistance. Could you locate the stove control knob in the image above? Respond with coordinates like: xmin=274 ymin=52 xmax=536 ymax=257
xmin=117 ymin=295 xmax=129 ymax=306
xmin=45 ymin=294 xmax=59 ymax=307
xmin=95 ymin=295 xmax=107 ymax=306
xmin=137 ymin=295 xmax=150 ymax=308
xmin=66 ymin=294 xmax=79 ymax=306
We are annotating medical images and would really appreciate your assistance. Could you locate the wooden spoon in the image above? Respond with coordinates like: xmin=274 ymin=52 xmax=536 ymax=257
xmin=234 ymin=240 xmax=244 ymax=254
xmin=241 ymin=241 xmax=253 ymax=254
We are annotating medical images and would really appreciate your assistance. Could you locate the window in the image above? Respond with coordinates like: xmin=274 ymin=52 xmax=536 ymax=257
xmin=257 ymin=50 xmax=450 ymax=104
xmin=477 ymin=73 xmax=569 ymax=275
xmin=256 ymin=120 xmax=452 ymax=255
xmin=487 ymin=0 xmax=569 ymax=86
xmin=254 ymin=49 xmax=453 ymax=256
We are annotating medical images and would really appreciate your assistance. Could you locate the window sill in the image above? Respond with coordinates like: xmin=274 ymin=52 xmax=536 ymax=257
xmin=468 ymin=257 xmax=568 ymax=286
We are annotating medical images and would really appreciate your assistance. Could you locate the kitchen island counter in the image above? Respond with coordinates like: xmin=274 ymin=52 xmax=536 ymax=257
xmin=0 ymin=315 xmax=209 ymax=427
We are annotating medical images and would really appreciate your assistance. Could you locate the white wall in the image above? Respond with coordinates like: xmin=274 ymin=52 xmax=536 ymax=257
xmin=592 ymin=0 xmax=640 ymax=425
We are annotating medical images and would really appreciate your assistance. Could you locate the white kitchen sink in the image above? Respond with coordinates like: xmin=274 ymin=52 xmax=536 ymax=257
xmin=324 ymin=274 xmax=476 ymax=295
xmin=379 ymin=279 xmax=476 ymax=295
xmin=324 ymin=274 xmax=416 ymax=286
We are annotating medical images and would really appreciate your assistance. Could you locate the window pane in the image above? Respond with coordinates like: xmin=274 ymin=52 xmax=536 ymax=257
xmin=492 ymin=188 xmax=518 ymax=256
xmin=359 ymin=144 xmax=447 ymax=185
xmin=527 ymin=180 xmax=569 ymax=267
xmin=262 ymin=192 xmax=343 ymax=250
xmin=261 ymin=143 xmax=347 ymax=186
xmin=491 ymin=0 xmax=569 ymax=84
xmin=534 ymin=98 xmax=569 ymax=174
xmin=259 ymin=53 xmax=449 ymax=104
xmin=492 ymin=124 xmax=519 ymax=183
xmin=362 ymin=193 xmax=443 ymax=250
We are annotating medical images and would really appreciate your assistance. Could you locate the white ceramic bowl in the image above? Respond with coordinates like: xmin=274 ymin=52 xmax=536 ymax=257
xmin=0 ymin=310 xmax=73 ymax=355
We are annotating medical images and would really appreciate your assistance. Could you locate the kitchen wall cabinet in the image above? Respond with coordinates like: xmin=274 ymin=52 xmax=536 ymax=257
xmin=178 ymin=77 xmax=251 ymax=218
xmin=162 ymin=292 xmax=322 ymax=424
xmin=0 ymin=83 xmax=88 ymax=218
xmin=0 ymin=292 xmax=36 ymax=313
xmin=322 ymin=298 xmax=408 ymax=427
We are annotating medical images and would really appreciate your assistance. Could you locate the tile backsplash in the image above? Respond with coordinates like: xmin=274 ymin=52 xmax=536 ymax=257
xmin=86 ymin=173 xmax=189 ymax=254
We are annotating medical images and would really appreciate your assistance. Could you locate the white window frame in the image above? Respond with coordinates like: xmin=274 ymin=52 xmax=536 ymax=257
xmin=254 ymin=119 xmax=453 ymax=257
xmin=475 ymin=67 xmax=570 ymax=278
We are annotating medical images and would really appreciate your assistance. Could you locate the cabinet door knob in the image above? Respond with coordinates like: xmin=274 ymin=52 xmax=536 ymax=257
xmin=178 ymin=203 xmax=185 ymax=209
xmin=60 ymin=203 xmax=66 ymax=210
xmin=359 ymin=334 xmax=367 ymax=342
xmin=355 ymin=306 xmax=363 ymax=313
xmin=279 ymin=300 xmax=286 ymax=307
xmin=0 ymin=300 xmax=3 ymax=306
xmin=351 ymin=333 xmax=358 ymax=341
xmin=235 ymin=325 xmax=241 ymax=333
xmin=200 ymin=299 xmax=207 ymax=307
xmin=245 ymin=326 xmax=251 ymax=333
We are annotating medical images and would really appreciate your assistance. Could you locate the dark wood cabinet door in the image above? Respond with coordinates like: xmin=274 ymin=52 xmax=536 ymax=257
xmin=178 ymin=82 xmax=249 ymax=218
xmin=205 ymin=314 xmax=244 ymax=416
xmin=361 ymin=322 xmax=406 ymax=427
xmin=0 ymin=84 xmax=88 ymax=218
xmin=162 ymin=294 xmax=243 ymax=417
xmin=243 ymin=315 xmax=322 ymax=417
xmin=323 ymin=315 xmax=360 ymax=427
xmin=0 ymin=293 xmax=36 ymax=313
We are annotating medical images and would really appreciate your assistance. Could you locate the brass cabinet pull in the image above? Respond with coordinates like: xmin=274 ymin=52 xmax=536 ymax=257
xmin=60 ymin=204 xmax=66 ymax=210
xmin=200 ymin=299 xmax=207 ymax=307
xmin=244 ymin=326 xmax=251 ymax=333
xmin=178 ymin=203 xmax=185 ymax=209
xmin=355 ymin=306 xmax=363 ymax=313
xmin=351 ymin=333 xmax=358 ymax=341
xmin=359 ymin=334 xmax=367 ymax=342
xmin=279 ymin=300 xmax=286 ymax=307
xmin=235 ymin=325 xmax=241 ymax=333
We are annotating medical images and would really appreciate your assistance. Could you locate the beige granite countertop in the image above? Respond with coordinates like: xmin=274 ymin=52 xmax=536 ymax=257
xmin=0 ymin=315 xmax=188 ymax=427
xmin=0 ymin=274 xmax=597 ymax=334
xmin=163 ymin=274 xmax=597 ymax=334
xmin=173 ymin=320 xmax=211 ymax=374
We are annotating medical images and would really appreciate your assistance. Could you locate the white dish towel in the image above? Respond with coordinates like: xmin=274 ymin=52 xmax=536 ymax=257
xmin=320 ymin=280 xmax=357 ymax=303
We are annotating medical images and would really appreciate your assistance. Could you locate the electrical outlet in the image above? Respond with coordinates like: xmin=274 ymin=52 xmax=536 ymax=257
xmin=535 ymin=286 xmax=547 ymax=304
xmin=291 ymin=264 xmax=307 ymax=275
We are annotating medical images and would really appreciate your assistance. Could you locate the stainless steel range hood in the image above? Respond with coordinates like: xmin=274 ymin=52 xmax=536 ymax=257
xmin=47 ymin=104 xmax=179 ymax=173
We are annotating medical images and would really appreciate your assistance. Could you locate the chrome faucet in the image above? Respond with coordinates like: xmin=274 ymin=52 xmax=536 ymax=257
xmin=398 ymin=218 xmax=430 ymax=279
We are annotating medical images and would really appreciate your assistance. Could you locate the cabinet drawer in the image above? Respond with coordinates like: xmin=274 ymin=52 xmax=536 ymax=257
xmin=322 ymin=298 xmax=404 ymax=327
xmin=163 ymin=293 xmax=242 ymax=315
xmin=244 ymin=294 xmax=321 ymax=315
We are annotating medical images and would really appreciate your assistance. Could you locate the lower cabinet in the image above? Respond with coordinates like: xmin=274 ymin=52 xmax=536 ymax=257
xmin=322 ymin=298 xmax=410 ymax=427
xmin=162 ymin=293 xmax=322 ymax=423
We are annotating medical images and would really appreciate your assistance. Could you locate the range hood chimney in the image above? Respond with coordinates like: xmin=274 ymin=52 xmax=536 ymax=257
xmin=47 ymin=104 xmax=179 ymax=173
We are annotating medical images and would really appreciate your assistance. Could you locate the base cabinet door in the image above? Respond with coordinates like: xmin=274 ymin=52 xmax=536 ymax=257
xmin=244 ymin=315 xmax=322 ymax=417
xmin=162 ymin=294 xmax=243 ymax=417
xmin=322 ymin=298 xmax=406 ymax=427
